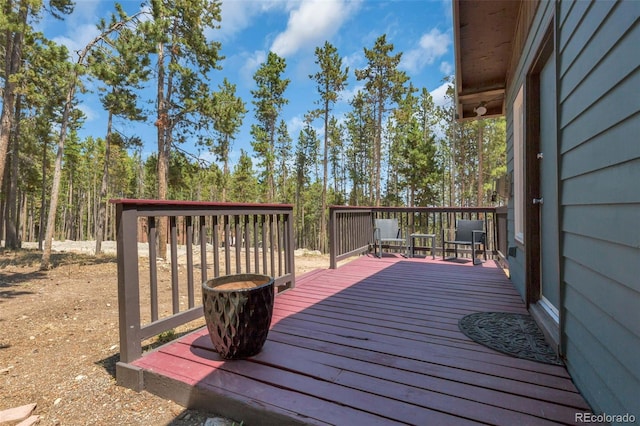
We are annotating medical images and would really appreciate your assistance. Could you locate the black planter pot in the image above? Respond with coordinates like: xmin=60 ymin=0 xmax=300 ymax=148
xmin=202 ymin=273 xmax=275 ymax=359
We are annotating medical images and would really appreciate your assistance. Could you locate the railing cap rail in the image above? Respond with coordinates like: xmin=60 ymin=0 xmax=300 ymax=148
xmin=330 ymin=205 xmax=497 ymax=213
xmin=110 ymin=198 xmax=294 ymax=209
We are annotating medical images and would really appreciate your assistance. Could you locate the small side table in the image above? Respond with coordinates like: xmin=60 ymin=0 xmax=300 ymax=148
xmin=409 ymin=233 xmax=436 ymax=259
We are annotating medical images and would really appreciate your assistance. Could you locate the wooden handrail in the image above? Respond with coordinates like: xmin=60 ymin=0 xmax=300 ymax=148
xmin=328 ymin=205 xmax=502 ymax=268
xmin=112 ymin=199 xmax=295 ymax=388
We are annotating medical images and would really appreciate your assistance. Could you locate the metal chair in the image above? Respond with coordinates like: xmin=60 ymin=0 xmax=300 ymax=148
xmin=442 ymin=219 xmax=486 ymax=265
xmin=373 ymin=218 xmax=407 ymax=258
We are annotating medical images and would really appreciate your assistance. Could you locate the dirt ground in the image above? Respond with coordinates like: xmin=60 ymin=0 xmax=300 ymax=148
xmin=0 ymin=243 xmax=332 ymax=425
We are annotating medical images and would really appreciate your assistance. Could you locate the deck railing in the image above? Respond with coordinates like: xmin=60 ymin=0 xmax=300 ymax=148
xmin=112 ymin=199 xmax=295 ymax=376
xmin=329 ymin=205 xmax=507 ymax=268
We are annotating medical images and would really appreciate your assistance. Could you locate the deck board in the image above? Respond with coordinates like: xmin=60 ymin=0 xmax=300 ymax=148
xmin=130 ymin=256 xmax=595 ymax=425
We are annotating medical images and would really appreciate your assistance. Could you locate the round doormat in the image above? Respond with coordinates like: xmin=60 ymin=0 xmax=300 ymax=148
xmin=458 ymin=312 xmax=563 ymax=365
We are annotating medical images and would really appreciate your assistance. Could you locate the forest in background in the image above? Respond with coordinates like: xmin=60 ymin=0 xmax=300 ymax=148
xmin=0 ymin=1 xmax=506 ymax=267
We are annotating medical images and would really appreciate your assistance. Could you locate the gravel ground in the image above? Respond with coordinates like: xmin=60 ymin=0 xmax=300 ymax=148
xmin=1 ymin=242 xmax=330 ymax=425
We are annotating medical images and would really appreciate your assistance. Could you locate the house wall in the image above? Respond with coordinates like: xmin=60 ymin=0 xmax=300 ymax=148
xmin=506 ymin=0 xmax=640 ymax=420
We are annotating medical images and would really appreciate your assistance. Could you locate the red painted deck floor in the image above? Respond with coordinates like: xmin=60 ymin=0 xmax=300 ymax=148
xmin=131 ymin=256 xmax=594 ymax=425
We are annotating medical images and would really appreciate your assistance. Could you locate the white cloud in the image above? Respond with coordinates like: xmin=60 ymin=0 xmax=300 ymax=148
xmin=240 ymin=50 xmax=268 ymax=83
xmin=431 ymin=81 xmax=452 ymax=108
xmin=288 ymin=115 xmax=306 ymax=138
xmin=339 ymin=83 xmax=365 ymax=104
xmin=439 ymin=61 xmax=453 ymax=76
xmin=78 ymin=102 xmax=97 ymax=122
xmin=216 ymin=1 xmax=283 ymax=41
xmin=53 ymin=23 xmax=100 ymax=58
xmin=401 ymin=28 xmax=451 ymax=74
xmin=342 ymin=51 xmax=363 ymax=72
xmin=271 ymin=0 xmax=361 ymax=57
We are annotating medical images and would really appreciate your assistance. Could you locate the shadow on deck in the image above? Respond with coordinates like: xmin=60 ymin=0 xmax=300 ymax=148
xmin=129 ymin=255 xmax=593 ymax=425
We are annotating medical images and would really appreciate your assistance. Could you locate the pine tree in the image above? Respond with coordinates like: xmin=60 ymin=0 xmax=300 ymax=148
xmin=41 ymin=10 xmax=143 ymax=269
xmin=209 ymin=78 xmax=246 ymax=202
xmin=0 ymin=0 xmax=73 ymax=194
xmin=275 ymin=120 xmax=292 ymax=203
xmin=88 ymin=5 xmax=150 ymax=254
xmin=229 ymin=150 xmax=258 ymax=203
xmin=355 ymin=34 xmax=408 ymax=206
xmin=310 ymin=41 xmax=348 ymax=252
xmin=327 ymin=116 xmax=346 ymax=203
xmin=250 ymin=51 xmax=290 ymax=202
xmin=139 ymin=0 xmax=223 ymax=259
xmin=345 ymin=91 xmax=375 ymax=205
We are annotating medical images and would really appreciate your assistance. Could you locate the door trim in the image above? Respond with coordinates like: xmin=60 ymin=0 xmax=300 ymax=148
xmin=524 ymin=21 xmax=562 ymax=354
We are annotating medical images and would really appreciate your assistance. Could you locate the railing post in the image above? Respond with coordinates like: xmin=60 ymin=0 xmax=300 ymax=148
xmin=329 ymin=207 xmax=337 ymax=269
xmin=115 ymin=203 xmax=144 ymax=390
xmin=286 ymin=210 xmax=295 ymax=288
xmin=116 ymin=203 xmax=141 ymax=364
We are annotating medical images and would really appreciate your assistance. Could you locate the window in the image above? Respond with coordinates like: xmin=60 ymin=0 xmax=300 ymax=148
xmin=513 ymin=85 xmax=524 ymax=243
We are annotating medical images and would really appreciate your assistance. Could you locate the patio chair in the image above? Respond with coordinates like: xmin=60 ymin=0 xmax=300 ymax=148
xmin=442 ymin=219 xmax=486 ymax=265
xmin=373 ymin=218 xmax=407 ymax=258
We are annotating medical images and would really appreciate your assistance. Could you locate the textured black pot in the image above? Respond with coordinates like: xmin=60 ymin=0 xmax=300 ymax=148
xmin=202 ymin=274 xmax=275 ymax=359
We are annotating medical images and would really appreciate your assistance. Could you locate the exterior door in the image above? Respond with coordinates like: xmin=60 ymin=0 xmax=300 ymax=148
xmin=538 ymin=52 xmax=560 ymax=321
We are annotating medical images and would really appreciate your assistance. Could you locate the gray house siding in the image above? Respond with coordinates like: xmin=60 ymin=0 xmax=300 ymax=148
xmin=556 ymin=0 xmax=640 ymax=418
xmin=505 ymin=0 xmax=640 ymax=420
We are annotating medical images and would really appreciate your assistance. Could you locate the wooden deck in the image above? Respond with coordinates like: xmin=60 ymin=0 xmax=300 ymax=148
xmin=130 ymin=255 xmax=595 ymax=425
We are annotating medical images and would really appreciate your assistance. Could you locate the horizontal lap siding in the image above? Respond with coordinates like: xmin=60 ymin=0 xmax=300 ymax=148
xmin=558 ymin=0 xmax=640 ymax=418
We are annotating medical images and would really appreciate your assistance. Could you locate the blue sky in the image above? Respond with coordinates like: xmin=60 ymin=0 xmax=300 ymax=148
xmin=40 ymin=0 xmax=455 ymax=167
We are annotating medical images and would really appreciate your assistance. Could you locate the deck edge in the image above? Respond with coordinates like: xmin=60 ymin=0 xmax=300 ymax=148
xmin=142 ymin=368 xmax=320 ymax=426
xmin=115 ymin=361 xmax=144 ymax=391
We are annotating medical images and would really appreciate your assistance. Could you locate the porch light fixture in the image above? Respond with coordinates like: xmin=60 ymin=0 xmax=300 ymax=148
xmin=474 ymin=102 xmax=487 ymax=117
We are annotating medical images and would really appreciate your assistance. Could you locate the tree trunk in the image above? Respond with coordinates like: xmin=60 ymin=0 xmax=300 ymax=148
xmin=95 ymin=111 xmax=113 ymax=254
xmin=320 ymin=101 xmax=329 ymax=253
xmin=0 ymin=175 xmax=6 ymax=244
xmin=78 ymin=193 xmax=84 ymax=241
xmin=222 ymin=137 xmax=229 ymax=202
xmin=30 ymin=197 xmax=34 ymax=242
xmin=5 ymin=95 xmax=21 ymax=249
xmin=375 ymin=95 xmax=383 ymax=207
xmin=267 ymin=127 xmax=275 ymax=202
xmin=0 ymin=1 xmax=27 ymax=193
xmin=64 ymin=175 xmax=73 ymax=239
xmin=20 ymin=192 xmax=27 ymax=243
xmin=156 ymin=41 xmax=168 ymax=260
xmin=39 ymin=137 xmax=47 ymax=250
xmin=41 ymin=119 xmax=66 ymax=269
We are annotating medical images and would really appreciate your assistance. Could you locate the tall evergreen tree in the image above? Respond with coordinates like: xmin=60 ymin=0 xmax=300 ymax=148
xmin=209 ymin=78 xmax=246 ymax=202
xmin=41 ymin=10 xmax=142 ymax=269
xmin=229 ymin=150 xmax=258 ymax=203
xmin=345 ymin=91 xmax=374 ymax=205
xmin=0 ymin=0 xmax=73 ymax=195
xmin=310 ymin=41 xmax=348 ymax=252
xmin=89 ymin=5 xmax=150 ymax=254
xmin=250 ymin=51 xmax=290 ymax=202
xmin=394 ymin=86 xmax=440 ymax=206
xmin=355 ymin=34 xmax=408 ymax=206
xmin=294 ymin=119 xmax=319 ymax=247
xmin=327 ymin=116 xmax=345 ymax=202
xmin=139 ymin=0 xmax=223 ymax=259
xmin=275 ymin=120 xmax=292 ymax=203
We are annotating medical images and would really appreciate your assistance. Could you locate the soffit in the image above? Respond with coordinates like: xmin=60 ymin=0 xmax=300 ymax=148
xmin=453 ymin=0 xmax=520 ymax=120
